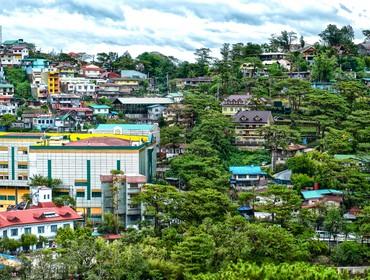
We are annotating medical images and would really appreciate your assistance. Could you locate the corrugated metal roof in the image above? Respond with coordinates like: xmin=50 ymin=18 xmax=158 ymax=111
xmin=301 ymin=189 xmax=343 ymax=200
xmin=89 ymin=104 xmax=110 ymax=109
xmin=273 ymin=169 xmax=292 ymax=181
xmin=96 ymin=124 xmax=156 ymax=131
xmin=116 ymin=97 xmax=173 ymax=105
xmin=229 ymin=165 xmax=266 ymax=175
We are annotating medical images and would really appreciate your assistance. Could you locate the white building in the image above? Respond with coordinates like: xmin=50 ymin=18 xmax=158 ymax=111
xmin=0 ymin=187 xmax=81 ymax=250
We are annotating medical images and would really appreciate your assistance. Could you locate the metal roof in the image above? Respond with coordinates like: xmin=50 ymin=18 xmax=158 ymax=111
xmin=229 ymin=165 xmax=266 ymax=175
xmin=301 ymin=189 xmax=343 ymax=200
xmin=95 ymin=124 xmax=156 ymax=131
xmin=273 ymin=169 xmax=292 ymax=181
xmin=115 ymin=97 xmax=173 ymax=105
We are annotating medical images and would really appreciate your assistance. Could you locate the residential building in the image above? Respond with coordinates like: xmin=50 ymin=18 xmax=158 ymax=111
xmin=166 ymin=92 xmax=184 ymax=103
xmin=0 ymin=83 xmax=14 ymax=97
xmin=301 ymin=189 xmax=343 ymax=209
xmin=60 ymin=77 xmax=95 ymax=96
xmin=96 ymin=83 xmax=132 ymax=99
xmin=272 ymin=144 xmax=306 ymax=169
xmin=358 ymin=40 xmax=370 ymax=56
xmin=49 ymin=94 xmax=81 ymax=110
xmin=221 ymin=94 xmax=252 ymax=116
xmin=176 ymin=76 xmax=212 ymax=88
xmin=113 ymin=97 xmax=173 ymax=121
xmin=298 ymin=45 xmax=315 ymax=63
xmin=233 ymin=110 xmax=273 ymax=150
xmin=272 ymin=169 xmax=292 ymax=185
xmin=100 ymin=174 xmax=146 ymax=227
xmin=287 ymin=71 xmax=310 ymax=79
xmin=260 ymin=52 xmax=287 ymax=61
xmin=0 ymin=132 xmax=156 ymax=223
xmin=81 ymin=64 xmax=102 ymax=78
xmin=54 ymin=113 xmax=79 ymax=132
xmin=32 ymin=114 xmax=55 ymax=131
xmin=147 ymin=104 xmax=166 ymax=121
xmin=0 ymin=186 xmax=81 ymax=249
xmin=89 ymin=104 xmax=110 ymax=116
xmin=0 ymin=96 xmax=17 ymax=116
xmin=229 ymin=165 xmax=268 ymax=190
xmin=48 ymin=71 xmax=60 ymax=94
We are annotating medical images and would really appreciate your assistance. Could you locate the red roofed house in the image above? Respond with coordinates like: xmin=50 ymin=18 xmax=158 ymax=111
xmin=81 ymin=64 xmax=103 ymax=78
xmin=0 ymin=187 xmax=82 ymax=250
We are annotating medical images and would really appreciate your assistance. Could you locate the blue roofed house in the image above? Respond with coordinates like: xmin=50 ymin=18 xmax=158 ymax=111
xmin=229 ymin=165 xmax=268 ymax=190
xmin=301 ymin=189 xmax=343 ymax=209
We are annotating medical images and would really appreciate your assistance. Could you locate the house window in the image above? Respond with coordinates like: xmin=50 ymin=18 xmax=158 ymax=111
xmin=76 ymin=191 xmax=85 ymax=198
xmin=50 ymin=225 xmax=58 ymax=233
xmin=92 ymin=191 xmax=101 ymax=198
xmin=7 ymin=195 xmax=15 ymax=201
xmin=38 ymin=226 xmax=44 ymax=234
xmin=18 ymin=164 xmax=28 ymax=169
xmin=11 ymin=228 xmax=18 ymax=236
xmin=3 ymin=230 xmax=7 ymax=238
xmin=0 ymin=164 xmax=8 ymax=168
xmin=24 ymin=227 xmax=31 ymax=234
xmin=0 ymin=195 xmax=6 ymax=200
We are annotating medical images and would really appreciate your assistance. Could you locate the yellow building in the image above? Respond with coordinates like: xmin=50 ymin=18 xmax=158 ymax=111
xmin=48 ymin=71 xmax=60 ymax=94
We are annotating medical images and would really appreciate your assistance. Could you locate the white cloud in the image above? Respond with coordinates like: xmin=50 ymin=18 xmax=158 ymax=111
xmin=0 ymin=0 xmax=368 ymax=61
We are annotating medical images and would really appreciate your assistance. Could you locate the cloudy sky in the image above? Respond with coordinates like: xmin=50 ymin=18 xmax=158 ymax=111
xmin=0 ymin=0 xmax=369 ymax=61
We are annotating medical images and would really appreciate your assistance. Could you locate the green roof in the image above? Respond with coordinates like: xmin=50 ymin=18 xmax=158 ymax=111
xmin=0 ymin=83 xmax=14 ymax=88
xmin=301 ymin=189 xmax=343 ymax=200
xmin=89 ymin=104 xmax=110 ymax=109
xmin=95 ymin=124 xmax=155 ymax=131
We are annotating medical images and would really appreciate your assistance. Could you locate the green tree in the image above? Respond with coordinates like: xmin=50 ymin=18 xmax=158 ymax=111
xmin=257 ymin=185 xmax=302 ymax=225
xmin=270 ymin=30 xmax=298 ymax=51
xmin=20 ymin=233 xmax=38 ymax=251
xmin=335 ymin=81 xmax=369 ymax=109
xmin=331 ymin=241 xmax=369 ymax=266
xmin=323 ymin=207 xmax=344 ymax=241
xmin=319 ymin=24 xmax=354 ymax=47
xmin=194 ymin=48 xmax=212 ymax=76
xmin=275 ymin=78 xmax=311 ymax=112
xmin=0 ymin=114 xmax=16 ymax=128
xmin=311 ymin=52 xmax=337 ymax=82
xmin=160 ymin=125 xmax=185 ymax=146
xmin=135 ymin=184 xmax=181 ymax=236
xmin=172 ymin=233 xmax=215 ymax=275
xmin=191 ymin=110 xmax=235 ymax=157
xmin=321 ymin=128 xmax=354 ymax=154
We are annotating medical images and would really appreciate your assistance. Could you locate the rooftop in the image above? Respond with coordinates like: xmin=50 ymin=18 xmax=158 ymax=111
xmin=233 ymin=110 xmax=272 ymax=124
xmin=229 ymin=165 xmax=267 ymax=175
xmin=64 ymin=137 xmax=131 ymax=147
xmin=301 ymin=189 xmax=343 ymax=200
xmin=0 ymin=206 xmax=82 ymax=229
xmin=115 ymin=97 xmax=173 ymax=105
xmin=89 ymin=104 xmax=110 ymax=109
xmin=95 ymin=124 xmax=156 ymax=131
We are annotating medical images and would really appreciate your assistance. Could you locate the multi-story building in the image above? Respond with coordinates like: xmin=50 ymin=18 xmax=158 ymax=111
xmin=229 ymin=165 xmax=268 ymax=191
xmin=60 ymin=77 xmax=95 ymax=96
xmin=233 ymin=110 xmax=273 ymax=150
xmin=100 ymin=173 xmax=146 ymax=227
xmin=0 ymin=132 xmax=156 ymax=226
xmin=176 ymin=76 xmax=212 ymax=88
xmin=0 ymin=186 xmax=82 ymax=249
xmin=49 ymin=93 xmax=81 ymax=109
xmin=0 ymin=83 xmax=14 ymax=97
xmin=48 ymin=71 xmax=60 ymax=94
xmin=221 ymin=94 xmax=252 ymax=116
xmin=81 ymin=64 xmax=102 ymax=78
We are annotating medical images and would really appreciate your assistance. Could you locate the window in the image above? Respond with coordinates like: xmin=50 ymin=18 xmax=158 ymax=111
xmin=0 ymin=175 xmax=9 ymax=180
xmin=0 ymin=195 xmax=6 ymax=200
xmin=18 ymin=175 xmax=28 ymax=180
xmin=7 ymin=195 xmax=15 ymax=201
xmin=24 ymin=227 xmax=31 ymax=234
xmin=38 ymin=226 xmax=44 ymax=234
xmin=92 ymin=191 xmax=101 ymax=198
xmin=18 ymin=164 xmax=28 ymax=169
xmin=76 ymin=192 xmax=85 ymax=198
xmin=50 ymin=225 xmax=58 ymax=233
xmin=3 ymin=230 xmax=7 ymax=238
xmin=11 ymin=228 xmax=18 ymax=236
xmin=0 ymin=164 xmax=8 ymax=168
